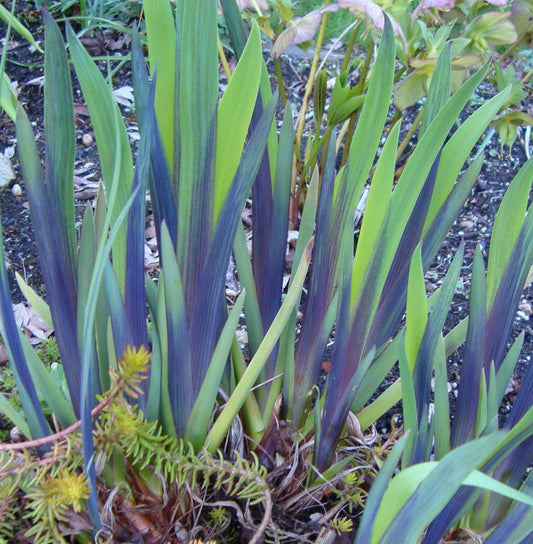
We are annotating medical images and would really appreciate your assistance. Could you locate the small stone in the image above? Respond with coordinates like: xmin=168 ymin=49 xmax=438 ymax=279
xmin=82 ymin=133 xmax=93 ymax=146
xmin=0 ymin=153 xmax=16 ymax=186
xmin=10 ymin=426 xmax=25 ymax=442
xmin=459 ymin=220 xmax=474 ymax=230
xmin=11 ymin=183 xmax=22 ymax=196
xmin=235 ymin=328 xmax=248 ymax=346
xmin=519 ymin=302 xmax=532 ymax=316
xmin=425 ymin=280 xmax=438 ymax=293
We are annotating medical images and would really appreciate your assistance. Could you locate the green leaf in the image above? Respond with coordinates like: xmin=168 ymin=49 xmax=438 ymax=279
xmin=354 ymin=434 xmax=408 ymax=544
xmin=20 ymin=332 xmax=76 ymax=428
xmin=159 ymin=224 xmax=191 ymax=438
xmin=451 ymin=246 xmax=486 ymax=447
xmin=204 ymin=239 xmax=313 ymax=453
xmin=281 ymin=167 xmax=319 ymax=417
xmin=336 ymin=16 xmax=395 ymax=221
xmin=215 ymin=23 xmax=262 ymax=222
xmin=15 ymin=272 xmax=52 ymax=327
xmin=486 ymin=158 xmax=533 ymax=308
xmin=484 ymin=473 xmax=533 ymax=544
xmin=420 ymin=42 xmax=451 ymax=136
xmin=425 ymin=86 xmax=511 ymax=228
xmin=150 ymin=274 xmax=176 ymax=437
xmin=66 ymin=22 xmax=134 ymax=290
xmin=233 ymin=224 xmax=264 ymax=355
xmin=399 ymin=334 xmax=418 ymax=468
xmin=176 ymin=0 xmax=219 ymax=292
xmin=496 ymin=332 xmax=524 ymax=405
xmin=0 ymin=210 xmax=51 ymax=440
xmin=0 ymin=390 xmax=30 ymax=438
xmin=432 ymin=338 xmax=450 ymax=459
xmin=0 ymin=71 xmax=18 ymax=122
xmin=350 ymin=121 xmax=399 ymax=303
xmin=143 ymin=0 xmax=176 ymax=168
xmin=17 ymin=99 xmax=82 ymax=414
xmin=405 ymin=245 xmax=427 ymax=371
xmin=0 ymin=3 xmax=42 ymax=52
xmin=185 ymin=291 xmax=246 ymax=449
xmin=374 ymin=435 xmax=507 ymax=544
xmin=391 ymin=65 xmax=489 ymax=253
xmin=410 ymin=242 xmax=463 ymax=462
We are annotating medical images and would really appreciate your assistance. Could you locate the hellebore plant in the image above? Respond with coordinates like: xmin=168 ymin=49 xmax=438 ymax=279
xmin=1 ymin=0 xmax=533 ymax=541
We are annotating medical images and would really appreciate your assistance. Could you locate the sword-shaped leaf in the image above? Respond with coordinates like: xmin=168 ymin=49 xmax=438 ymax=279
xmin=0 ymin=219 xmax=50 ymax=440
xmin=375 ymin=434 xmax=507 ymax=544
xmin=484 ymin=472 xmax=533 ymax=544
xmin=124 ymin=80 xmax=155 ymax=355
xmin=291 ymin=138 xmax=338 ymax=426
xmin=404 ymin=243 xmax=464 ymax=465
xmin=131 ymin=29 xmax=177 ymax=250
xmin=67 ymin=22 xmax=133 ymax=291
xmin=188 ymin=96 xmax=277 ymax=398
xmin=142 ymin=0 xmax=176 ymax=167
xmin=159 ymin=224 xmax=190 ymax=438
xmin=419 ymin=42 xmax=451 ymax=136
xmin=205 ymin=238 xmax=313 ymax=453
xmin=175 ymin=0 xmax=218 ymax=305
xmin=451 ymin=246 xmax=487 ymax=448
xmin=354 ymin=435 xmax=408 ymax=544
xmin=219 ymin=0 xmax=247 ymax=59
xmin=16 ymin=12 xmax=82 ymax=414
xmin=425 ymin=86 xmax=511 ymax=230
xmin=215 ymin=23 xmax=262 ymax=221
xmin=486 ymin=158 xmax=533 ymax=309
xmin=185 ymin=291 xmax=246 ymax=449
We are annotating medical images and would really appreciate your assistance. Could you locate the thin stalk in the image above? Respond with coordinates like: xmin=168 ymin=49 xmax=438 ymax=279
xmin=354 ymin=42 xmax=374 ymax=95
xmin=339 ymin=110 xmax=358 ymax=168
xmin=230 ymin=335 xmax=265 ymax=445
xmin=109 ymin=57 xmax=129 ymax=80
xmin=496 ymin=35 xmax=526 ymax=66
xmin=293 ymin=1 xmax=331 ymax=188
xmin=335 ymin=117 xmax=350 ymax=155
xmin=319 ymin=127 xmax=333 ymax=189
xmin=218 ymin=36 xmax=232 ymax=81
xmin=249 ymin=0 xmax=265 ymax=17
xmin=57 ymin=16 xmax=138 ymax=34
xmin=394 ymin=63 xmax=407 ymax=83
xmin=79 ymin=0 xmax=87 ymax=28
xmin=396 ymin=107 xmax=424 ymax=162
xmin=302 ymin=127 xmax=331 ymax=174
xmin=521 ymin=66 xmax=533 ymax=86
xmin=339 ymin=43 xmax=373 ymax=167
xmin=340 ymin=19 xmax=363 ymax=74
xmin=275 ymin=57 xmax=287 ymax=107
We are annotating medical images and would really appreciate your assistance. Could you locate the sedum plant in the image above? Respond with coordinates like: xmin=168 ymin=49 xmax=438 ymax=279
xmin=0 ymin=0 xmax=533 ymax=542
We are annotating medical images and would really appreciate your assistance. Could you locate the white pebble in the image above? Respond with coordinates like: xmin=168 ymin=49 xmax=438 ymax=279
xmin=82 ymin=133 xmax=93 ymax=146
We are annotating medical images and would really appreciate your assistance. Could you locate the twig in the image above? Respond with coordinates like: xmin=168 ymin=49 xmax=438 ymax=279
xmin=0 ymin=396 xmax=111 ymax=452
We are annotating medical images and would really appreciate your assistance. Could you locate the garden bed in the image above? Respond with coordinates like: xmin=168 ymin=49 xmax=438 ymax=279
xmin=1 ymin=5 xmax=533 ymax=542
